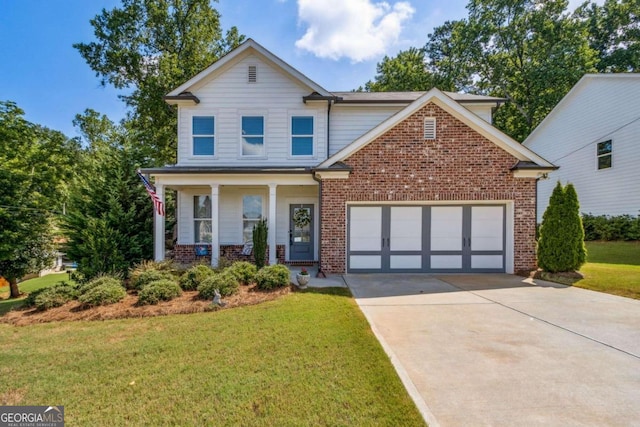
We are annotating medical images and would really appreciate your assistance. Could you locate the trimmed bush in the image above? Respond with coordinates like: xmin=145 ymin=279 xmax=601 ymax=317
xmin=78 ymin=275 xmax=123 ymax=295
xmin=137 ymin=279 xmax=182 ymax=305
xmin=255 ymin=264 xmax=290 ymax=290
xmin=198 ymin=271 xmax=239 ymax=299
xmin=538 ymin=182 xmax=587 ymax=273
xmin=179 ymin=264 xmax=216 ymax=291
xmin=130 ymin=269 xmax=174 ymax=291
xmin=227 ymin=261 xmax=258 ymax=285
xmin=31 ymin=283 xmax=80 ymax=311
xmin=129 ymin=260 xmax=184 ymax=284
xmin=253 ymin=218 xmax=268 ymax=269
xmin=78 ymin=283 xmax=127 ymax=307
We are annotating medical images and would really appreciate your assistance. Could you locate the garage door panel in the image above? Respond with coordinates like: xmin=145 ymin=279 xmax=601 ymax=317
xmin=350 ymin=207 xmax=382 ymax=251
xmin=471 ymin=206 xmax=504 ymax=251
xmin=390 ymin=255 xmax=422 ymax=269
xmin=471 ymin=255 xmax=503 ymax=269
xmin=350 ymin=255 xmax=381 ymax=269
xmin=390 ymin=207 xmax=422 ymax=251
xmin=431 ymin=255 xmax=463 ymax=269
xmin=431 ymin=207 xmax=463 ymax=251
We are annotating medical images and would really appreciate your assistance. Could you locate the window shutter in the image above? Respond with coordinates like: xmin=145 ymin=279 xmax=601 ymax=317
xmin=248 ymin=65 xmax=257 ymax=83
xmin=424 ymin=117 xmax=436 ymax=140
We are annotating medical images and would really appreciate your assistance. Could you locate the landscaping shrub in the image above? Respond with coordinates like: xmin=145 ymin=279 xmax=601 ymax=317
xmin=31 ymin=282 xmax=79 ymax=311
xmin=137 ymin=279 xmax=182 ymax=305
xmin=582 ymin=213 xmax=640 ymax=241
xmin=78 ymin=275 xmax=123 ymax=295
xmin=129 ymin=260 xmax=184 ymax=284
xmin=538 ymin=182 xmax=586 ymax=273
xmin=179 ymin=264 xmax=216 ymax=291
xmin=198 ymin=271 xmax=239 ymax=299
xmin=252 ymin=218 xmax=268 ymax=269
xmin=78 ymin=282 xmax=127 ymax=307
xmin=227 ymin=261 xmax=258 ymax=285
xmin=130 ymin=269 xmax=174 ymax=291
xmin=255 ymin=264 xmax=290 ymax=290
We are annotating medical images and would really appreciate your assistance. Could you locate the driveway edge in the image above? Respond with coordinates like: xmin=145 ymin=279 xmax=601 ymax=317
xmin=354 ymin=298 xmax=440 ymax=427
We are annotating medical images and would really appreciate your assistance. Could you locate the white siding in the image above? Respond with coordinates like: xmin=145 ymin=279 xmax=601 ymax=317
xmin=329 ymin=105 xmax=401 ymax=156
xmin=177 ymin=52 xmax=327 ymax=166
xmin=524 ymin=75 xmax=640 ymax=221
xmin=463 ymin=104 xmax=493 ymax=124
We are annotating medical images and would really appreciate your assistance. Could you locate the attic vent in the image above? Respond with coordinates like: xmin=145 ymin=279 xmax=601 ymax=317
xmin=424 ymin=117 xmax=436 ymax=140
xmin=248 ymin=65 xmax=257 ymax=83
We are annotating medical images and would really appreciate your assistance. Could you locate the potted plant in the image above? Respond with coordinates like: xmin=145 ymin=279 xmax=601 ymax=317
xmin=296 ymin=267 xmax=310 ymax=288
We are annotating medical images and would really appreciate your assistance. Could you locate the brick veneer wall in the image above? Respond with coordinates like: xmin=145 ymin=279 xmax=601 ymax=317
xmin=320 ymin=102 xmax=537 ymax=274
xmin=172 ymin=244 xmax=285 ymax=265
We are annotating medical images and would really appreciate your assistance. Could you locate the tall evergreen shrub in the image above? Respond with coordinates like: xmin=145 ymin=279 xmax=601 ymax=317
xmin=537 ymin=182 xmax=587 ymax=272
xmin=252 ymin=218 xmax=268 ymax=269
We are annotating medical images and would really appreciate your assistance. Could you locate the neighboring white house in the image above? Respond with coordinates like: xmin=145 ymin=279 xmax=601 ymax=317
xmin=524 ymin=74 xmax=640 ymax=222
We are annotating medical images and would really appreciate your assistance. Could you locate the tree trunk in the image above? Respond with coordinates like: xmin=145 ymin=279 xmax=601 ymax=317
xmin=9 ymin=277 xmax=20 ymax=299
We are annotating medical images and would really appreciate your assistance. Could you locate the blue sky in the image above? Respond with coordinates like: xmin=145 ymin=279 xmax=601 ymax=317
xmin=0 ymin=0 xmax=592 ymax=138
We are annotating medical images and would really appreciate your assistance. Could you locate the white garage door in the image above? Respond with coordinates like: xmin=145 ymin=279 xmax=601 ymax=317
xmin=348 ymin=205 xmax=505 ymax=273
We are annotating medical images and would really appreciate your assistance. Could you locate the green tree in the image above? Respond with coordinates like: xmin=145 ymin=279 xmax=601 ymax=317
xmin=364 ymin=48 xmax=436 ymax=92
xmin=74 ymin=0 xmax=245 ymax=164
xmin=538 ymin=182 xmax=587 ymax=273
xmin=62 ymin=111 xmax=153 ymax=279
xmin=0 ymin=101 xmax=80 ymax=297
xmin=575 ymin=0 xmax=640 ymax=72
xmin=252 ymin=218 xmax=268 ymax=270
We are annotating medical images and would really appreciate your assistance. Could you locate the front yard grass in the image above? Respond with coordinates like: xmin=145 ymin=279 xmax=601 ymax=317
xmin=0 ymin=272 xmax=73 ymax=315
xmin=574 ymin=242 xmax=640 ymax=299
xmin=0 ymin=288 xmax=425 ymax=426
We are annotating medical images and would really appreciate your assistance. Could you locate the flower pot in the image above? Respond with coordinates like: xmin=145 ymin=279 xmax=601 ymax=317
xmin=296 ymin=273 xmax=310 ymax=288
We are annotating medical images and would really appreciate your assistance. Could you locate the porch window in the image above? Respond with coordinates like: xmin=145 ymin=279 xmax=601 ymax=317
xmin=194 ymin=195 xmax=212 ymax=243
xmin=597 ymin=140 xmax=612 ymax=170
xmin=241 ymin=116 xmax=264 ymax=156
xmin=193 ymin=116 xmax=215 ymax=155
xmin=291 ymin=116 xmax=313 ymax=156
xmin=242 ymin=195 xmax=263 ymax=242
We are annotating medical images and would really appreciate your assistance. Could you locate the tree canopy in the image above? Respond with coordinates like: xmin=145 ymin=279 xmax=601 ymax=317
xmin=74 ymin=0 xmax=245 ymax=164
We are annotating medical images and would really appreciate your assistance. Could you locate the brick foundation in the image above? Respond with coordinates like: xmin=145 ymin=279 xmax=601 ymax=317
xmin=171 ymin=244 xmax=285 ymax=265
xmin=319 ymin=102 xmax=537 ymax=274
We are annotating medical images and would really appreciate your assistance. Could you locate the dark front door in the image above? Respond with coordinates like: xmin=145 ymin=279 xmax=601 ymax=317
xmin=289 ymin=204 xmax=314 ymax=261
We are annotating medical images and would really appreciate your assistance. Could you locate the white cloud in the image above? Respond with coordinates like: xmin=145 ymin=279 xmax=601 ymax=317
xmin=294 ymin=0 xmax=415 ymax=62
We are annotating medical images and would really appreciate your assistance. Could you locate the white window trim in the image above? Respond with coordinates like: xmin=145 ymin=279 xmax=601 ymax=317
xmin=187 ymin=111 xmax=217 ymax=160
xmin=239 ymin=112 xmax=268 ymax=159
xmin=193 ymin=195 xmax=213 ymax=244
xmin=596 ymin=139 xmax=613 ymax=171
xmin=288 ymin=113 xmax=317 ymax=159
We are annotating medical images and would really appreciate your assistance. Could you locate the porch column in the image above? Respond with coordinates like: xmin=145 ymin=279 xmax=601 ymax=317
xmin=211 ymin=184 xmax=220 ymax=268
xmin=268 ymin=183 xmax=277 ymax=265
xmin=154 ymin=183 xmax=165 ymax=262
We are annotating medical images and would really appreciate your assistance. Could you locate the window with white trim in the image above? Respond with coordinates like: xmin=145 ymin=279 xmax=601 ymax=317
xmin=241 ymin=116 xmax=264 ymax=156
xmin=291 ymin=116 xmax=313 ymax=156
xmin=242 ymin=195 xmax=263 ymax=242
xmin=194 ymin=195 xmax=212 ymax=243
xmin=424 ymin=117 xmax=436 ymax=140
xmin=192 ymin=116 xmax=215 ymax=155
xmin=597 ymin=140 xmax=612 ymax=170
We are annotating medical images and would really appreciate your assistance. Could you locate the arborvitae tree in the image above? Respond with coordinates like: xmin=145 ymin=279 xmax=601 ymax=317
xmin=252 ymin=219 xmax=268 ymax=270
xmin=538 ymin=182 xmax=587 ymax=272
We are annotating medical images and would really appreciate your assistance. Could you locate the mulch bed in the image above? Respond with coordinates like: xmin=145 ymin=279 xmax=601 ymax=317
xmin=1 ymin=284 xmax=293 ymax=326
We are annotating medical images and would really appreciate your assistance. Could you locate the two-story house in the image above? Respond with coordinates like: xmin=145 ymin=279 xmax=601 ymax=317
xmin=142 ymin=39 xmax=555 ymax=275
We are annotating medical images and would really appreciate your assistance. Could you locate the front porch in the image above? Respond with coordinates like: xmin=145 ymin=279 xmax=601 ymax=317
xmin=143 ymin=167 xmax=320 ymax=268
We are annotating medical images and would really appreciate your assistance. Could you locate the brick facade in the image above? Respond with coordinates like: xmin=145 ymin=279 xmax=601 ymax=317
xmin=172 ymin=244 xmax=285 ymax=265
xmin=319 ymin=102 xmax=537 ymax=274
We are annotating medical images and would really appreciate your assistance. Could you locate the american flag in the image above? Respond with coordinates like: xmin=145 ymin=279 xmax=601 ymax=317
xmin=137 ymin=170 xmax=165 ymax=216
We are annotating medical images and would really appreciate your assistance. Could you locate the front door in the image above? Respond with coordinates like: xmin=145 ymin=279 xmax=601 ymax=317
xmin=289 ymin=204 xmax=314 ymax=261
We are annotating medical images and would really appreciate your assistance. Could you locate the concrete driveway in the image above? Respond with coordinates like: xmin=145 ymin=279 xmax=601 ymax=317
xmin=344 ymin=274 xmax=640 ymax=426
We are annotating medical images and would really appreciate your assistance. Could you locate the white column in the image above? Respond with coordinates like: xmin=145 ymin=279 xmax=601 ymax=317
xmin=211 ymin=184 xmax=220 ymax=268
xmin=268 ymin=183 xmax=277 ymax=265
xmin=154 ymin=183 xmax=165 ymax=262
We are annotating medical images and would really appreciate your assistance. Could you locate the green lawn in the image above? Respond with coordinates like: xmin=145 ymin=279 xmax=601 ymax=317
xmin=0 ymin=272 xmax=73 ymax=315
xmin=574 ymin=242 xmax=640 ymax=299
xmin=0 ymin=288 xmax=425 ymax=426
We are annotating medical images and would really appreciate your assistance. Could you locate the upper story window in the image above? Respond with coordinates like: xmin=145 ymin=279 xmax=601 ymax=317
xmin=597 ymin=140 xmax=612 ymax=170
xmin=242 ymin=195 xmax=263 ymax=242
xmin=242 ymin=116 xmax=264 ymax=156
xmin=194 ymin=195 xmax=212 ymax=243
xmin=193 ymin=116 xmax=215 ymax=156
xmin=291 ymin=116 xmax=314 ymax=156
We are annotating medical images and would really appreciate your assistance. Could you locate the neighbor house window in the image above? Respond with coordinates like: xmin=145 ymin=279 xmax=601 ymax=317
xmin=242 ymin=195 xmax=263 ymax=242
xmin=193 ymin=116 xmax=215 ymax=156
xmin=241 ymin=116 xmax=264 ymax=156
xmin=597 ymin=140 xmax=612 ymax=170
xmin=291 ymin=116 xmax=313 ymax=156
xmin=194 ymin=195 xmax=212 ymax=243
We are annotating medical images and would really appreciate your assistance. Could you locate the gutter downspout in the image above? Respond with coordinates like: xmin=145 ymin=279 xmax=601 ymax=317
xmin=312 ymin=172 xmax=326 ymax=278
